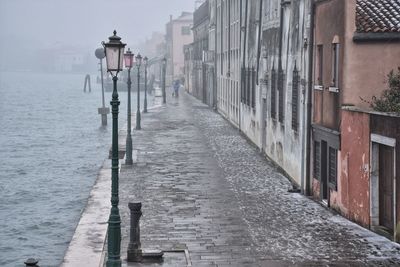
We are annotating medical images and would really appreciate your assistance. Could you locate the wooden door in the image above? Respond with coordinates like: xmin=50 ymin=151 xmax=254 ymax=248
xmin=379 ymin=144 xmax=394 ymax=232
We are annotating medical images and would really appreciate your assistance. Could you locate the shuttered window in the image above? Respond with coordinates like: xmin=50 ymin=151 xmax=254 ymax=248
xmin=271 ymin=67 xmax=276 ymax=119
xmin=241 ymin=67 xmax=245 ymax=103
xmin=331 ymin=43 xmax=340 ymax=90
xmin=246 ymin=68 xmax=250 ymax=106
xmin=314 ymin=141 xmax=321 ymax=180
xmin=278 ymin=67 xmax=285 ymax=123
xmin=292 ymin=64 xmax=299 ymax=131
xmin=317 ymin=45 xmax=323 ymax=86
xmin=329 ymin=147 xmax=337 ymax=189
xmin=251 ymin=67 xmax=256 ymax=108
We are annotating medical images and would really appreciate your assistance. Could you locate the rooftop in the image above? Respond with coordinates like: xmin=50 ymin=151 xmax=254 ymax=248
xmin=356 ymin=0 xmax=400 ymax=33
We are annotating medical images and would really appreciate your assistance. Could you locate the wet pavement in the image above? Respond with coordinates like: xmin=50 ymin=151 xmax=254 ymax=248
xmin=114 ymin=93 xmax=400 ymax=266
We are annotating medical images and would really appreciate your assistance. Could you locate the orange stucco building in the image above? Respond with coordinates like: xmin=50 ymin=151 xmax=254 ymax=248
xmin=311 ymin=0 xmax=400 ymax=241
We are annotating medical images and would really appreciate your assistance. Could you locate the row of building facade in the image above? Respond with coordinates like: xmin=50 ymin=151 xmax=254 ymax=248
xmin=183 ymin=0 xmax=400 ymax=242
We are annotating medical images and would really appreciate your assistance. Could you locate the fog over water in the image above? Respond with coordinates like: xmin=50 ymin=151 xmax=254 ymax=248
xmin=0 ymin=0 xmax=195 ymax=71
xmin=0 ymin=1 xmax=196 ymax=266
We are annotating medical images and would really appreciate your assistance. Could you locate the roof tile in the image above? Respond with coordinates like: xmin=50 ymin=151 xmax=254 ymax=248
xmin=356 ymin=0 xmax=400 ymax=33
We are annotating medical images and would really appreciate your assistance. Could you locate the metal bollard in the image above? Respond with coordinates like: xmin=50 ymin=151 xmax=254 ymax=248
xmin=24 ymin=258 xmax=39 ymax=267
xmin=127 ymin=202 xmax=142 ymax=262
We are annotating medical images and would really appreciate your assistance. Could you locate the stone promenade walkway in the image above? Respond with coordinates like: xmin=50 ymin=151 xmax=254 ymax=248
xmin=115 ymin=93 xmax=400 ymax=267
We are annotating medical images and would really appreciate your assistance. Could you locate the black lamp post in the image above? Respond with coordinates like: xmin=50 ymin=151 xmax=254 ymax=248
xmin=102 ymin=30 xmax=126 ymax=267
xmin=124 ymin=48 xmax=134 ymax=165
xmin=143 ymin=56 xmax=148 ymax=113
xmin=135 ymin=54 xmax=142 ymax=130
xmin=162 ymin=57 xmax=167 ymax=104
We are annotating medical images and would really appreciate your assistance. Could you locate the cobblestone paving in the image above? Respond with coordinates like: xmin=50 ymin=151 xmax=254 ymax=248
xmin=116 ymin=93 xmax=400 ymax=267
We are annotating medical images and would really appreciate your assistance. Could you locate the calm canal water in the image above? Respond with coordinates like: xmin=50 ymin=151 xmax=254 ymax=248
xmin=0 ymin=71 xmax=145 ymax=266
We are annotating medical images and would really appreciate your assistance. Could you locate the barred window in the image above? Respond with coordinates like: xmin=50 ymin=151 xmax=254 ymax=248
xmin=246 ymin=68 xmax=250 ymax=106
xmin=292 ymin=64 xmax=300 ymax=131
xmin=271 ymin=67 xmax=276 ymax=119
xmin=241 ymin=67 xmax=245 ymax=103
xmin=329 ymin=147 xmax=337 ymax=189
xmin=314 ymin=141 xmax=321 ymax=180
xmin=251 ymin=67 xmax=256 ymax=109
xmin=278 ymin=67 xmax=285 ymax=123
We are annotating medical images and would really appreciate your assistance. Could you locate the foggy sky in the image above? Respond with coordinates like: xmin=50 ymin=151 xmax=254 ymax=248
xmin=0 ymin=0 xmax=195 ymax=51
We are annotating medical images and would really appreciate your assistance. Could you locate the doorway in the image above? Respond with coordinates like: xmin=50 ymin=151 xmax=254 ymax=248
xmin=379 ymin=144 xmax=395 ymax=232
xmin=320 ymin=141 xmax=329 ymax=203
xmin=370 ymin=134 xmax=396 ymax=239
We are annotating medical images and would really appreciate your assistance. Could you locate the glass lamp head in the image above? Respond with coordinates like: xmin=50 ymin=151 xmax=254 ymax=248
xmin=124 ymin=48 xmax=134 ymax=69
xmin=102 ymin=30 xmax=126 ymax=77
xmin=135 ymin=54 xmax=142 ymax=67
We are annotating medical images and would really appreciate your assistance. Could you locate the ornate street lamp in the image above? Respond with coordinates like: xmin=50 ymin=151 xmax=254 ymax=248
xmin=135 ymin=53 xmax=142 ymax=130
xmin=143 ymin=56 xmax=148 ymax=113
xmin=162 ymin=57 xmax=167 ymax=104
xmin=124 ymin=48 xmax=134 ymax=165
xmin=102 ymin=30 xmax=126 ymax=267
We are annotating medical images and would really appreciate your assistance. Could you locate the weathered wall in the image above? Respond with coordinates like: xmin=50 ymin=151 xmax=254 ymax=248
xmin=371 ymin=114 xmax=400 ymax=237
xmin=258 ymin=0 xmax=311 ymax=186
xmin=338 ymin=109 xmax=371 ymax=226
xmin=216 ymin=0 xmax=241 ymax=126
xmin=240 ymin=0 xmax=262 ymax=146
xmin=313 ymin=0 xmax=345 ymax=130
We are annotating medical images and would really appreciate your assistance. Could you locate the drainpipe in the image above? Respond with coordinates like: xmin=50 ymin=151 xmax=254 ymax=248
xmin=256 ymin=0 xmax=263 ymax=80
xmin=228 ymin=0 xmax=231 ymax=120
xmin=278 ymin=1 xmax=284 ymax=72
xmin=257 ymin=0 xmax=264 ymax=151
xmin=305 ymin=0 xmax=317 ymax=195
xmin=214 ymin=0 xmax=218 ymax=110
xmin=228 ymin=0 xmax=231 ymax=76
xmin=240 ymin=0 xmax=249 ymax=132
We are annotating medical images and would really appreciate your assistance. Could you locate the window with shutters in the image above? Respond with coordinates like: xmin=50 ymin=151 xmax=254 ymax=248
xmin=278 ymin=67 xmax=285 ymax=123
xmin=246 ymin=68 xmax=251 ymax=106
xmin=329 ymin=43 xmax=340 ymax=93
xmin=241 ymin=67 xmax=245 ymax=103
xmin=292 ymin=64 xmax=300 ymax=131
xmin=271 ymin=67 xmax=277 ymax=119
xmin=328 ymin=147 xmax=337 ymax=189
xmin=314 ymin=141 xmax=321 ymax=180
xmin=251 ymin=67 xmax=256 ymax=109
xmin=315 ymin=45 xmax=323 ymax=90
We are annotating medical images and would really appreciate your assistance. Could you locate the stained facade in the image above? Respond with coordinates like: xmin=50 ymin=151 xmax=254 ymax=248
xmin=182 ymin=0 xmax=400 ymax=242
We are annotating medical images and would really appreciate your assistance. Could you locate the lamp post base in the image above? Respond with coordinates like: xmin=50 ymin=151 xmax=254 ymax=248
xmin=136 ymin=111 xmax=141 ymax=130
xmin=98 ymin=107 xmax=110 ymax=126
xmin=125 ymin=134 xmax=133 ymax=165
xmin=106 ymin=259 xmax=122 ymax=267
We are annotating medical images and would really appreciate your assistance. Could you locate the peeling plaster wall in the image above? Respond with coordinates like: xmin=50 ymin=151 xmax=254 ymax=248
xmin=248 ymin=0 xmax=311 ymax=186
xmin=339 ymin=110 xmax=371 ymax=227
xmin=240 ymin=0 xmax=263 ymax=146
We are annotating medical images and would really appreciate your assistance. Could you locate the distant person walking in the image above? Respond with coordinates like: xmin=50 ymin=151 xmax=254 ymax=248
xmin=172 ymin=79 xmax=180 ymax=97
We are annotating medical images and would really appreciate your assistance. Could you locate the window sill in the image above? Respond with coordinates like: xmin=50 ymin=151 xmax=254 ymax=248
xmin=328 ymin=87 xmax=339 ymax=93
xmin=314 ymin=85 xmax=323 ymax=91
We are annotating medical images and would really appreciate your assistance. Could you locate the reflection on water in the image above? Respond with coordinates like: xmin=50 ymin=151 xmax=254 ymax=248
xmin=0 ymin=71 xmax=140 ymax=266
